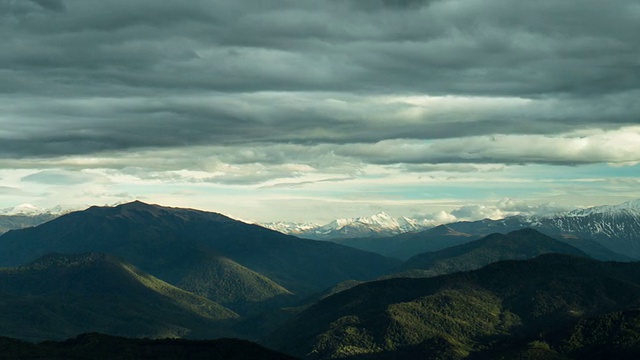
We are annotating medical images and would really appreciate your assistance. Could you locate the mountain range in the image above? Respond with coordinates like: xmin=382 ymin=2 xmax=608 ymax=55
xmin=0 ymin=203 xmax=88 ymax=216
xmin=0 ymin=213 xmax=58 ymax=236
xmin=261 ymin=212 xmax=433 ymax=239
xmin=2 ymin=200 xmax=640 ymax=359
xmin=0 ymin=204 xmax=87 ymax=235
xmin=0 ymin=202 xmax=399 ymax=318
xmin=293 ymin=228 xmax=594 ymax=310
xmin=320 ymin=199 xmax=640 ymax=261
xmin=5 ymin=199 xmax=640 ymax=259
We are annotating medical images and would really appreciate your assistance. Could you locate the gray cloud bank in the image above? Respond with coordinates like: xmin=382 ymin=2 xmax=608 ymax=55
xmin=2 ymin=0 xmax=639 ymax=168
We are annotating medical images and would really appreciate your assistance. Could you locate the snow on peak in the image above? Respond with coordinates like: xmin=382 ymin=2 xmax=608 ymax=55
xmin=564 ymin=198 xmax=640 ymax=217
xmin=280 ymin=212 xmax=433 ymax=238
xmin=0 ymin=204 xmax=89 ymax=216
xmin=260 ymin=221 xmax=320 ymax=234
xmin=619 ymin=198 xmax=640 ymax=211
xmin=0 ymin=204 xmax=42 ymax=215
xmin=356 ymin=212 xmax=398 ymax=227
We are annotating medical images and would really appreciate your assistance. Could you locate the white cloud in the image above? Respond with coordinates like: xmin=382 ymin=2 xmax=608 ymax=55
xmin=336 ymin=126 xmax=640 ymax=166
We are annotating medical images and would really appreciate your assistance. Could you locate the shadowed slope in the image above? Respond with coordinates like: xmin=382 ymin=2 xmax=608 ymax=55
xmin=0 ymin=253 xmax=237 ymax=342
xmin=267 ymin=254 xmax=640 ymax=359
xmin=396 ymin=228 xmax=588 ymax=277
xmin=0 ymin=201 xmax=400 ymax=301
xmin=0 ymin=333 xmax=299 ymax=360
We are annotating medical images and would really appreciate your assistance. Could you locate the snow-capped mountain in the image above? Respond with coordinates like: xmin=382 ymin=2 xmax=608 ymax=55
xmin=259 ymin=221 xmax=321 ymax=236
xmin=563 ymin=198 xmax=640 ymax=217
xmin=261 ymin=212 xmax=433 ymax=240
xmin=0 ymin=204 xmax=42 ymax=216
xmin=0 ymin=204 xmax=88 ymax=216
xmin=526 ymin=200 xmax=640 ymax=256
xmin=261 ymin=198 xmax=640 ymax=258
xmin=441 ymin=199 xmax=640 ymax=259
xmin=0 ymin=204 xmax=89 ymax=235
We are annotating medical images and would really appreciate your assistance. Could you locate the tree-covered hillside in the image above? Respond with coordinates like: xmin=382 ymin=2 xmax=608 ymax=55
xmin=267 ymin=254 xmax=640 ymax=359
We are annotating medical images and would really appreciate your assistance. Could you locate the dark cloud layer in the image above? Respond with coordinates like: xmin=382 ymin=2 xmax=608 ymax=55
xmin=1 ymin=0 xmax=639 ymax=166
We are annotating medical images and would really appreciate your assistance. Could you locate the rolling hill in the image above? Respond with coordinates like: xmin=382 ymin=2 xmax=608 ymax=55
xmin=0 ymin=333 xmax=298 ymax=360
xmin=266 ymin=254 xmax=640 ymax=359
xmin=0 ymin=253 xmax=237 ymax=342
xmin=395 ymin=228 xmax=588 ymax=277
xmin=474 ymin=309 xmax=640 ymax=359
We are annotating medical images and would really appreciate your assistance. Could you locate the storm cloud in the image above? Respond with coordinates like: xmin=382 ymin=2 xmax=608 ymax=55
xmin=1 ymin=0 xmax=639 ymax=221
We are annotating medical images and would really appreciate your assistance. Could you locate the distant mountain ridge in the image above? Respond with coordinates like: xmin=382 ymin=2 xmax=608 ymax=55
xmin=395 ymin=228 xmax=588 ymax=278
xmin=0 ymin=201 xmax=399 ymax=315
xmin=0 ymin=213 xmax=58 ymax=235
xmin=5 ymin=198 xmax=639 ymax=250
xmin=447 ymin=199 xmax=640 ymax=258
xmin=0 ymin=204 xmax=88 ymax=235
xmin=0 ymin=203 xmax=88 ymax=216
xmin=261 ymin=212 xmax=433 ymax=239
xmin=315 ymin=199 xmax=640 ymax=261
xmin=261 ymin=200 xmax=640 ymax=255
xmin=330 ymin=224 xmax=481 ymax=260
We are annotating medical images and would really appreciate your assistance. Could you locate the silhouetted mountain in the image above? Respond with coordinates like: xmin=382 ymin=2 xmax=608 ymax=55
xmin=396 ymin=229 xmax=588 ymax=277
xmin=0 ymin=253 xmax=237 ymax=342
xmin=266 ymin=254 xmax=640 ymax=359
xmin=0 ymin=333 xmax=298 ymax=360
xmin=0 ymin=202 xmax=400 ymax=310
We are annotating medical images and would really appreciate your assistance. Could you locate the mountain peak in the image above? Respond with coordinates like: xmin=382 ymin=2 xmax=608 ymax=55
xmin=116 ymin=200 xmax=158 ymax=210
xmin=619 ymin=198 xmax=640 ymax=210
xmin=0 ymin=203 xmax=87 ymax=216
xmin=5 ymin=204 xmax=41 ymax=215
xmin=369 ymin=211 xmax=392 ymax=219
xmin=563 ymin=198 xmax=640 ymax=217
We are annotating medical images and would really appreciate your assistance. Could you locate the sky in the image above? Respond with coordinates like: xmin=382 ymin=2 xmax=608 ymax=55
xmin=1 ymin=0 xmax=639 ymax=223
